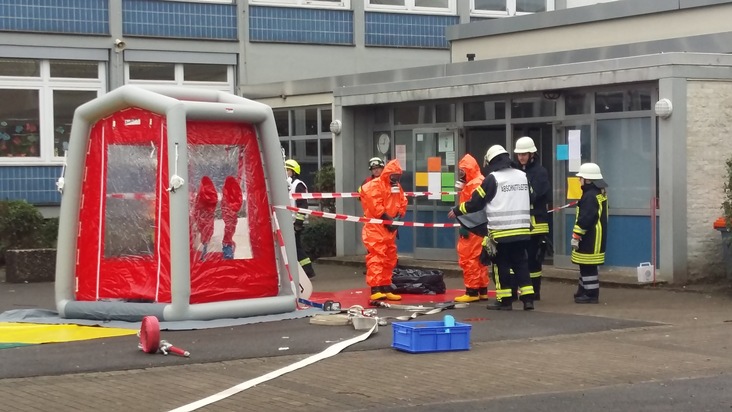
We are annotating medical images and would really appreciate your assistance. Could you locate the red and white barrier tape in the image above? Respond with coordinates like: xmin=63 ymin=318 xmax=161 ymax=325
xmin=107 ymin=191 xmax=458 ymax=201
xmin=105 ymin=192 xmax=576 ymax=215
xmin=107 ymin=192 xmax=155 ymax=200
xmin=270 ymin=213 xmax=294 ymax=284
xmin=274 ymin=205 xmax=461 ymax=228
xmin=290 ymin=191 xmax=457 ymax=199
xmin=549 ymin=201 xmax=578 ymax=213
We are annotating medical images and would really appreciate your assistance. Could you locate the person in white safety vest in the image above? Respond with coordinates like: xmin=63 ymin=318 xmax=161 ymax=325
xmin=449 ymin=145 xmax=535 ymax=311
xmin=285 ymin=159 xmax=316 ymax=279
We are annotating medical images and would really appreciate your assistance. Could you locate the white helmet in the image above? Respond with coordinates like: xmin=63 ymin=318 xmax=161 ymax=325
xmin=576 ymin=163 xmax=603 ymax=180
xmin=484 ymin=145 xmax=508 ymax=165
xmin=514 ymin=136 xmax=537 ymax=154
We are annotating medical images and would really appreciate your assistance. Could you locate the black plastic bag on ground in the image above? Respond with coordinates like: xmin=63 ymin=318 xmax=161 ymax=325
xmin=391 ymin=267 xmax=446 ymax=295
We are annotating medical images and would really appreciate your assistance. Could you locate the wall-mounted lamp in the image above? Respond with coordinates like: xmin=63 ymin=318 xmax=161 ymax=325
xmin=542 ymin=90 xmax=561 ymax=100
xmin=466 ymin=53 xmax=475 ymax=62
xmin=654 ymin=98 xmax=673 ymax=119
xmin=329 ymin=119 xmax=342 ymax=135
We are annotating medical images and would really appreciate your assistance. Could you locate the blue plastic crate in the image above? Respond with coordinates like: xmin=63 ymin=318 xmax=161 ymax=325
xmin=391 ymin=320 xmax=471 ymax=353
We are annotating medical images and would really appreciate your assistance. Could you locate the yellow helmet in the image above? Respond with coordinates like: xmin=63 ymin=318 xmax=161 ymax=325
xmin=285 ymin=159 xmax=301 ymax=175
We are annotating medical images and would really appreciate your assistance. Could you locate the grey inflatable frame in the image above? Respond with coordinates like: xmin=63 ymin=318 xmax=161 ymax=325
xmin=55 ymin=85 xmax=299 ymax=321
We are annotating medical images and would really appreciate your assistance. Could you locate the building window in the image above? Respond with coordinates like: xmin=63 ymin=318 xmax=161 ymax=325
xmin=54 ymin=90 xmax=98 ymax=157
xmin=597 ymin=117 xmax=653 ymax=210
xmin=0 ymin=58 xmax=40 ymax=77
xmin=463 ymin=100 xmax=506 ymax=121
xmin=129 ymin=62 xmax=175 ymax=81
xmin=50 ymin=60 xmax=99 ymax=79
xmin=275 ymin=106 xmax=333 ymax=188
xmin=0 ymin=59 xmax=104 ymax=163
xmin=250 ymin=0 xmax=350 ymax=9
xmin=367 ymin=0 xmax=456 ymax=14
xmin=511 ymin=97 xmax=556 ymax=119
xmin=595 ymin=89 xmax=652 ymax=113
xmin=470 ymin=0 xmax=554 ymax=17
xmin=126 ymin=62 xmax=234 ymax=92
xmin=0 ymin=89 xmax=40 ymax=158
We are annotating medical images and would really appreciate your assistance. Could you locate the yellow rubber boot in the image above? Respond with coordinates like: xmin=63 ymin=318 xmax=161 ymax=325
xmin=384 ymin=292 xmax=402 ymax=301
xmin=479 ymin=287 xmax=490 ymax=301
xmin=370 ymin=291 xmax=387 ymax=300
xmin=454 ymin=294 xmax=480 ymax=303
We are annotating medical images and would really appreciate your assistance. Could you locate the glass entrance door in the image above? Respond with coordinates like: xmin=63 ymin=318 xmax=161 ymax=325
xmin=405 ymin=128 xmax=458 ymax=261
xmin=553 ymin=122 xmax=592 ymax=268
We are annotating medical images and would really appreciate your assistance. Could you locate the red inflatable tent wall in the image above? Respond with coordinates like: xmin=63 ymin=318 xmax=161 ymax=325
xmin=75 ymin=107 xmax=279 ymax=304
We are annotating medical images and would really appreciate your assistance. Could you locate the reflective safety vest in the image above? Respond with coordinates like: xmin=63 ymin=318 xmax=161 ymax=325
xmin=289 ymin=178 xmax=307 ymax=221
xmin=571 ymin=188 xmax=608 ymax=265
xmin=485 ymin=168 xmax=531 ymax=241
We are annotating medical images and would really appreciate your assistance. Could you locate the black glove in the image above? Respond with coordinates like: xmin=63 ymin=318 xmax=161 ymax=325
xmin=479 ymin=247 xmax=493 ymax=266
xmin=294 ymin=220 xmax=304 ymax=232
xmin=380 ymin=213 xmax=397 ymax=232
xmin=459 ymin=227 xmax=470 ymax=239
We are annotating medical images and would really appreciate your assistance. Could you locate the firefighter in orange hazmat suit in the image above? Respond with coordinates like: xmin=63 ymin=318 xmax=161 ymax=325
xmin=360 ymin=159 xmax=408 ymax=301
xmin=453 ymin=154 xmax=490 ymax=303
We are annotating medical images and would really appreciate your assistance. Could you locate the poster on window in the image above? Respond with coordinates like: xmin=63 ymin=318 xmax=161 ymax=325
xmin=395 ymin=144 xmax=407 ymax=169
xmin=568 ymin=129 xmax=582 ymax=172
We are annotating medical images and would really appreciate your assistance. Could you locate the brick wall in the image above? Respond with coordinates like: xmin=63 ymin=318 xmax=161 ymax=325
xmin=686 ymin=80 xmax=732 ymax=279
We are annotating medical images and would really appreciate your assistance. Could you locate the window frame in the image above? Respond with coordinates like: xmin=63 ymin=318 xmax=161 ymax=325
xmin=161 ymin=0 xmax=235 ymax=3
xmin=276 ymin=105 xmax=334 ymax=189
xmin=366 ymin=0 xmax=457 ymax=15
xmin=470 ymin=0 xmax=554 ymax=17
xmin=0 ymin=59 xmax=105 ymax=165
xmin=125 ymin=63 xmax=235 ymax=93
xmin=250 ymin=0 xmax=351 ymax=9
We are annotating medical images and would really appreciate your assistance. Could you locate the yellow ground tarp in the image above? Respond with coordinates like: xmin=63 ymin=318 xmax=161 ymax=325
xmin=0 ymin=322 xmax=137 ymax=345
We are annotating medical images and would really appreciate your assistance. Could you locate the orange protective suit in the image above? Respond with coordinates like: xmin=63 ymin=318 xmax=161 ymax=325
xmin=360 ymin=159 xmax=408 ymax=288
xmin=456 ymin=155 xmax=489 ymax=290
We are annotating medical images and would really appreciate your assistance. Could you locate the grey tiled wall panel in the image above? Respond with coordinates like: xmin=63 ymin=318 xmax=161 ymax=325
xmin=0 ymin=166 xmax=62 ymax=205
xmin=249 ymin=6 xmax=353 ymax=45
xmin=365 ymin=12 xmax=457 ymax=49
xmin=123 ymin=0 xmax=236 ymax=40
xmin=0 ymin=0 xmax=108 ymax=34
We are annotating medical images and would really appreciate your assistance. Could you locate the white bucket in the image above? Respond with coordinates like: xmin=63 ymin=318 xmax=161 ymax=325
xmin=637 ymin=262 xmax=654 ymax=283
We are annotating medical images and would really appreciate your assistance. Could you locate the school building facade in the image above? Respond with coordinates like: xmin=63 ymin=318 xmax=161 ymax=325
xmin=1 ymin=0 xmax=731 ymax=283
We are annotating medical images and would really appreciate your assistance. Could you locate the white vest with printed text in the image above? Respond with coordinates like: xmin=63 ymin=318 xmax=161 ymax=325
xmin=484 ymin=169 xmax=531 ymax=231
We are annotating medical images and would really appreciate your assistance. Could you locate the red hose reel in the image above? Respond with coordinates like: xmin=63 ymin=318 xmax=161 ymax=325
xmin=138 ymin=316 xmax=190 ymax=357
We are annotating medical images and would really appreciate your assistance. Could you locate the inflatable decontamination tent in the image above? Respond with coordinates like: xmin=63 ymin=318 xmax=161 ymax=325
xmin=55 ymin=85 xmax=300 ymax=321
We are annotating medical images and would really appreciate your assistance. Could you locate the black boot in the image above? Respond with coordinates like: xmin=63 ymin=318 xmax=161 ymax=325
xmin=574 ymin=295 xmax=598 ymax=304
xmin=532 ymin=277 xmax=541 ymax=301
xmin=521 ymin=296 xmax=535 ymax=311
xmin=486 ymin=299 xmax=513 ymax=311
xmin=575 ymin=290 xmax=599 ymax=304
xmin=478 ymin=287 xmax=489 ymax=301
xmin=573 ymin=285 xmax=585 ymax=299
